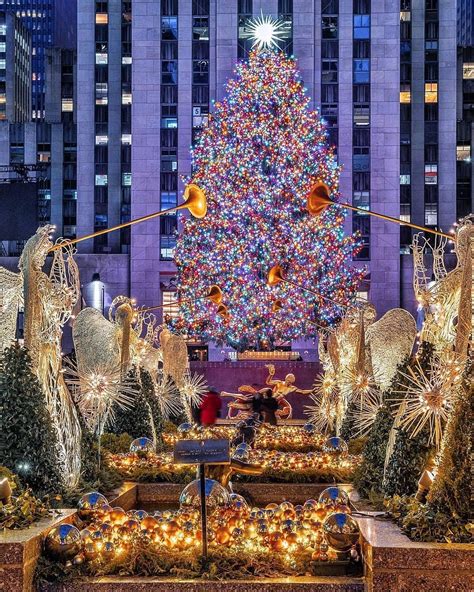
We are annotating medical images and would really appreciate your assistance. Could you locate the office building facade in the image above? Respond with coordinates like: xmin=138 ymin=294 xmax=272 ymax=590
xmin=0 ymin=10 xmax=31 ymax=123
xmin=0 ymin=0 xmax=77 ymax=119
xmin=0 ymin=0 xmax=465 ymax=356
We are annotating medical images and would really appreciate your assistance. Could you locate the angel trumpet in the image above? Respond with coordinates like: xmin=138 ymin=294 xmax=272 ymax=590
xmin=48 ymin=183 xmax=207 ymax=252
xmin=217 ymin=304 xmax=229 ymax=319
xmin=306 ymin=181 xmax=451 ymax=240
xmin=207 ymin=284 xmax=223 ymax=305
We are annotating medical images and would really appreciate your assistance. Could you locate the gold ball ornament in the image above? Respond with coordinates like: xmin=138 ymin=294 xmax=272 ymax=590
xmin=179 ymin=478 xmax=230 ymax=509
xmin=44 ymin=524 xmax=82 ymax=560
xmin=318 ymin=487 xmax=350 ymax=507
xmin=77 ymin=492 xmax=109 ymax=520
xmin=322 ymin=436 xmax=349 ymax=457
xmin=323 ymin=512 xmax=360 ymax=552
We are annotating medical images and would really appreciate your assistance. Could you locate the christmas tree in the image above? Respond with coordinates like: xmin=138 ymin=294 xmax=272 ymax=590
xmin=0 ymin=345 xmax=63 ymax=496
xmin=175 ymin=50 xmax=364 ymax=350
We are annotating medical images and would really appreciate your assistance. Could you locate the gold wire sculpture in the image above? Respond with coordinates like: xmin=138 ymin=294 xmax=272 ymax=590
xmin=19 ymin=226 xmax=82 ymax=488
xmin=0 ymin=266 xmax=22 ymax=353
xmin=161 ymin=331 xmax=189 ymax=388
xmin=413 ymin=216 xmax=474 ymax=352
xmin=73 ymin=300 xmax=181 ymax=428
xmin=152 ymin=371 xmax=181 ymax=419
xmin=388 ymin=352 xmax=464 ymax=448
xmin=304 ymin=383 xmax=343 ymax=434
xmin=365 ymin=308 xmax=417 ymax=391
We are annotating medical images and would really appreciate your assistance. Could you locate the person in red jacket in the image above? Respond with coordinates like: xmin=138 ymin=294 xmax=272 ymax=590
xmin=199 ymin=387 xmax=222 ymax=426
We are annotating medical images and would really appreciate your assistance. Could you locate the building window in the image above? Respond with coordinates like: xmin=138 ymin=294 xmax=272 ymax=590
xmin=96 ymin=13 xmax=108 ymax=24
xmin=353 ymin=59 xmax=369 ymax=83
xmin=424 ymin=164 xmax=437 ymax=185
xmin=160 ymin=235 xmax=176 ymax=260
xmin=424 ymin=203 xmax=437 ymax=226
xmin=162 ymin=291 xmax=180 ymax=320
xmin=193 ymin=17 xmax=209 ymax=40
xmin=322 ymin=17 xmax=338 ymax=39
xmin=161 ymin=191 xmax=177 ymax=209
xmin=162 ymin=17 xmax=178 ymax=40
xmin=353 ymin=215 xmax=370 ymax=260
xmin=400 ymin=203 xmax=411 ymax=223
xmin=95 ymin=174 xmax=108 ymax=186
xmin=353 ymin=15 xmax=370 ymax=39
xmin=122 ymin=92 xmax=132 ymax=105
xmin=462 ymin=63 xmax=474 ymax=79
xmin=400 ymin=174 xmax=411 ymax=185
xmin=424 ymin=82 xmax=437 ymax=103
xmin=457 ymin=144 xmax=471 ymax=161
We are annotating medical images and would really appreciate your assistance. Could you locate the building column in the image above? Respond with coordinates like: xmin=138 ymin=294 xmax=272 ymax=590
xmin=131 ymin=0 xmax=162 ymax=306
xmin=369 ymin=1 xmax=401 ymax=314
xmin=76 ymin=0 xmax=96 ymax=252
xmin=438 ymin=0 xmax=457 ymax=231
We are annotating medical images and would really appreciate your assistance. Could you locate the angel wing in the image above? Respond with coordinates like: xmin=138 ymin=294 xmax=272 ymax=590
xmin=73 ymin=307 xmax=122 ymax=372
xmin=162 ymin=333 xmax=189 ymax=387
xmin=0 ymin=266 xmax=22 ymax=353
xmin=365 ymin=308 xmax=416 ymax=391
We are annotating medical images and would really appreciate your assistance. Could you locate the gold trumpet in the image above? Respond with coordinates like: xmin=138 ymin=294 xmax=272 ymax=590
xmin=267 ymin=264 xmax=349 ymax=310
xmin=217 ymin=304 xmax=230 ymax=319
xmin=141 ymin=285 xmax=223 ymax=313
xmin=307 ymin=181 xmax=452 ymax=240
xmin=49 ymin=183 xmax=207 ymax=252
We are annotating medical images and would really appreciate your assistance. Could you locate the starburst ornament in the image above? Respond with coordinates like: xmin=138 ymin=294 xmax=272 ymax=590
xmin=389 ymin=353 xmax=463 ymax=447
xmin=305 ymin=372 xmax=343 ymax=434
xmin=178 ymin=371 xmax=208 ymax=421
xmin=349 ymin=389 xmax=384 ymax=438
xmin=245 ymin=13 xmax=287 ymax=50
xmin=64 ymin=360 xmax=136 ymax=434
xmin=153 ymin=372 xmax=181 ymax=419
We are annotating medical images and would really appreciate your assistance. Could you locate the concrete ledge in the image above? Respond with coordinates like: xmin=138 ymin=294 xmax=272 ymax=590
xmin=40 ymin=576 xmax=365 ymax=592
xmin=0 ymin=510 xmax=75 ymax=592
xmin=357 ymin=515 xmax=474 ymax=592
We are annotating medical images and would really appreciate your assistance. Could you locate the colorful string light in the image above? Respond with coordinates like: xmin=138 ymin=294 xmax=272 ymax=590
xmin=175 ymin=50 xmax=365 ymax=349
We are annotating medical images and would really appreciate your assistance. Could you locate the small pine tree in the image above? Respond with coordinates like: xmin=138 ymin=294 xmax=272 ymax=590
xmin=0 ymin=345 xmax=62 ymax=496
xmin=382 ymin=342 xmax=435 ymax=498
xmin=426 ymin=368 xmax=472 ymax=520
xmin=339 ymin=399 xmax=358 ymax=441
xmin=110 ymin=368 xmax=153 ymax=439
xmin=353 ymin=403 xmax=393 ymax=498
xmin=382 ymin=427 xmax=431 ymax=497
xmin=139 ymin=367 xmax=163 ymax=446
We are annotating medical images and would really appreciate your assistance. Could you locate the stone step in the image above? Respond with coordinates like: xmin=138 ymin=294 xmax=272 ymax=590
xmin=43 ymin=576 xmax=366 ymax=592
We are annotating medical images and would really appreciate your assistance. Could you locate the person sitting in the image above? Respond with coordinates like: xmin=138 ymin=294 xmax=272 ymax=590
xmin=252 ymin=391 xmax=264 ymax=421
xmin=260 ymin=388 xmax=279 ymax=425
xmin=199 ymin=386 xmax=222 ymax=426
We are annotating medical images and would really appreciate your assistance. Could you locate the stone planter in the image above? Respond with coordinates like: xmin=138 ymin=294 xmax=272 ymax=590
xmin=0 ymin=510 xmax=75 ymax=592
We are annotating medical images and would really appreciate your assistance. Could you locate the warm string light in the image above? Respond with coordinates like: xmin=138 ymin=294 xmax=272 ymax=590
xmin=107 ymin=448 xmax=360 ymax=479
xmin=174 ymin=49 xmax=365 ymax=349
xmin=162 ymin=424 xmax=326 ymax=451
xmin=71 ymin=495 xmax=354 ymax=568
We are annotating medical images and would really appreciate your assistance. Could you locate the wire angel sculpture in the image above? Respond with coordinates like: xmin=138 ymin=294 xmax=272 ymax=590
xmin=412 ymin=216 xmax=474 ymax=353
xmin=18 ymin=226 xmax=82 ymax=488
